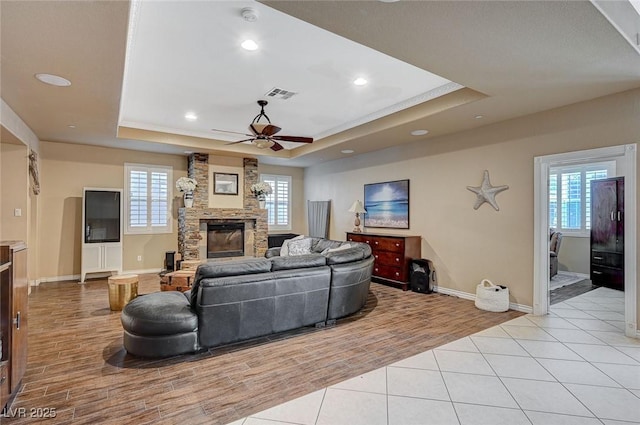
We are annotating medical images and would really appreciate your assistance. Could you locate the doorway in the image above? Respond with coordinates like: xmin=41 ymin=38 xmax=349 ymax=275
xmin=533 ymin=144 xmax=637 ymax=338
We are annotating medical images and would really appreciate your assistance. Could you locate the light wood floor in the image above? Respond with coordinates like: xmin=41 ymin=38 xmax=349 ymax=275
xmin=5 ymin=274 xmax=523 ymax=424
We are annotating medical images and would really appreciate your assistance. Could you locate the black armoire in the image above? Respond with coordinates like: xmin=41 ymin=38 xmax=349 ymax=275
xmin=590 ymin=177 xmax=624 ymax=290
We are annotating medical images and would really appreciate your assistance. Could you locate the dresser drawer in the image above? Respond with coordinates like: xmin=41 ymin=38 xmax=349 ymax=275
xmin=346 ymin=234 xmax=367 ymax=244
xmin=591 ymin=265 xmax=624 ymax=287
xmin=371 ymin=238 xmax=404 ymax=253
xmin=373 ymin=263 xmax=405 ymax=281
xmin=591 ymin=251 xmax=623 ymax=268
xmin=373 ymin=251 xmax=403 ymax=266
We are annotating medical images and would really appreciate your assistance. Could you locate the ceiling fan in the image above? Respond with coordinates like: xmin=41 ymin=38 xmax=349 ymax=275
xmin=212 ymin=100 xmax=313 ymax=151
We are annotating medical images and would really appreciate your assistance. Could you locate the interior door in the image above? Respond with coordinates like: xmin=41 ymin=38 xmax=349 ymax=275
xmin=590 ymin=179 xmax=617 ymax=251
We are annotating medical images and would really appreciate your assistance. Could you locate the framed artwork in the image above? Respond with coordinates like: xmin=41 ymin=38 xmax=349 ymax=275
xmin=364 ymin=179 xmax=410 ymax=229
xmin=213 ymin=172 xmax=239 ymax=195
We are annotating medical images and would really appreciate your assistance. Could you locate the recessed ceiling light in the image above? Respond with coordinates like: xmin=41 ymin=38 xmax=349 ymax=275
xmin=35 ymin=73 xmax=71 ymax=87
xmin=411 ymin=129 xmax=429 ymax=136
xmin=184 ymin=112 xmax=198 ymax=121
xmin=475 ymin=115 xmax=484 ymax=119
xmin=67 ymin=125 xmax=76 ymax=129
xmin=353 ymin=77 xmax=368 ymax=86
xmin=241 ymin=39 xmax=259 ymax=51
xmin=341 ymin=149 xmax=355 ymax=154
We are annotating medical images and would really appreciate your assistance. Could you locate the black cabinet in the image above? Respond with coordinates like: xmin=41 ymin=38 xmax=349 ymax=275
xmin=590 ymin=177 xmax=624 ymax=290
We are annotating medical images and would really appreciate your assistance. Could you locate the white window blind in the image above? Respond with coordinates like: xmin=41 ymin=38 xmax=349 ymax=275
xmin=549 ymin=161 xmax=615 ymax=236
xmin=260 ymin=174 xmax=291 ymax=231
xmin=124 ymin=163 xmax=172 ymax=234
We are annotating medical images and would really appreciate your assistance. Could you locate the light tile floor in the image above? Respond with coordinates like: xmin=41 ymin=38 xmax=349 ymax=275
xmin=229 ymin=287 xmax=640 ymax=425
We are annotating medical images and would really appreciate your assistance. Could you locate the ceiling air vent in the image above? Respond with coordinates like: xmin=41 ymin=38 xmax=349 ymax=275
xmin=264 ymin=87 xmax=297 ymax=100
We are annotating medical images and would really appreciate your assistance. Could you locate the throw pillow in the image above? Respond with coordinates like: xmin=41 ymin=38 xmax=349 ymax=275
xmin=321 ymin=243 xmax=352 ymax=255
xmin=280 ymin=235 xmax=305 ymax=257
xmin=288 ymin=237 xmax=313 ymax=256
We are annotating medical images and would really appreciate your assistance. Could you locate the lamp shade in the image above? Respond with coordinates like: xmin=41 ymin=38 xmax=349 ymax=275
xmin=348 ymin=200 xmax=367 ymax=214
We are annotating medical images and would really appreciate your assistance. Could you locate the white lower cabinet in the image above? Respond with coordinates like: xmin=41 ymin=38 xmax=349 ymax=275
xmin=81 ymin=243 xmax=122 ymax=283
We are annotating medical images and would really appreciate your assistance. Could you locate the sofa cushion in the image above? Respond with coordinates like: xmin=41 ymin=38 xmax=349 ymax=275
xmin=280 ymin=235 xmax=305 ymax=256
xmin=121 ymin=291 xmax=198 ymax=336
xmin=321 ymin=243 xmax=352 ymax=255
xmin=313 ymin=239 xmax=344 ymax=253
xmin=191 ymin=258 xmax=272 ymax=306
xmin=271 ymin=253 xmax=327 ymax=271
xmin=288 ymin=237 xmax=314 ymax=256
xmin=195 ymin=258 xmax=272 ymax=279
xmin=325 ymin=244 xmax=372 ymax=265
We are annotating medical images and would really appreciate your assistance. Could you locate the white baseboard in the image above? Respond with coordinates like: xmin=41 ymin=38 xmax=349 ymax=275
xmin=31 ymin=269 xmax=161 ymax=286
xmin=31 ymin=274 xmax=81 ymax=286
xmin=434 ymin=286 xmax=532 ymax=314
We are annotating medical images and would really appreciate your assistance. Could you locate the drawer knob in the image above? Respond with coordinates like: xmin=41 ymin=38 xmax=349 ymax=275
xmin=395 ymin=258 xmax=400 ymax=262
xmin=366 ymin=240 xmax=370 ymax=244
xmin=395 ymin=272 xmax=400 ymax=276
xmin=375 ymin=255 xmax=379 ymax=259
xmin=375 ymin=241 xmax=379 ymax=245
xmin=374 ymin=268 xmax=379 ymax=272
xmin=395 ymin=243 xmax=400 ymax=247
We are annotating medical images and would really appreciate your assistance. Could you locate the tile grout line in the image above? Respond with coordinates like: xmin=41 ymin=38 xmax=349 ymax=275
xmin=467 ymin=329 xmax=533 ymax=425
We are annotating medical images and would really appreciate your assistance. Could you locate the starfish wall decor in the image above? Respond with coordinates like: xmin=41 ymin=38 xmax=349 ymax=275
xmin=466 ymin=170 xmax=509 ymax=211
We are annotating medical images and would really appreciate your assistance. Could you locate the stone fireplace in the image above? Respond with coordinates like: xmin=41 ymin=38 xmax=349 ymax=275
xmin=178 ymin=155 xmax=268 ymax=261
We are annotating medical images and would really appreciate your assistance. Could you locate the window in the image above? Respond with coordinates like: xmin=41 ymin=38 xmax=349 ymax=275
xmin=260 ymin=174 xmax=291 ymax=231
xmin=124 ymin=163 xmax=172 ymax=234
xmin=549 ymin=161 xmax=615 ymax=235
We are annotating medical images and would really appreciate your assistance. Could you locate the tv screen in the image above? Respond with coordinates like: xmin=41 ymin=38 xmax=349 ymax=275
xmin=85 ymin=190 xmax=121 ymax=243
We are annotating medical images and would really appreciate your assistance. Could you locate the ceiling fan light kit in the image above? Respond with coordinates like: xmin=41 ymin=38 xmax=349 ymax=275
xmin=218 ymin=100 xmax=314 ymax=151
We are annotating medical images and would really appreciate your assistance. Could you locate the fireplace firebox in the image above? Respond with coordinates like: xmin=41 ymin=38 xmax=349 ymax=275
xmin=207 ymin=223 xmax=245 ymax=258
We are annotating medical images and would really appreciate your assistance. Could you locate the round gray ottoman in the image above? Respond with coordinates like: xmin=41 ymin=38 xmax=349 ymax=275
xmin=121 ymin=291 xmax=199 ymax=358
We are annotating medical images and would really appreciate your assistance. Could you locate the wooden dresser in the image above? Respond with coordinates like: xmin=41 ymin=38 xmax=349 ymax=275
xmin=0 ymin=241 xmax=28 ymax=411
xmin=590 ymin=177 xmax=624 ymax=290
xmin=346 ymin=232 xmax=421 ymax=291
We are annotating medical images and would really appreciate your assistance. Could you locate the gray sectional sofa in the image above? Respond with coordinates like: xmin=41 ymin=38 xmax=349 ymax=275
xmin=121 ymin=238 xmax=374 ymax=358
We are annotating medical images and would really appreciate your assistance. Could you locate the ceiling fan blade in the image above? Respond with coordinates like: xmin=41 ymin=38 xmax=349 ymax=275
xmin=272 ymin=135 xmax=314 ymax=143
xmin=225 ymin=138 xmax=254 ymax=145
xmin=212 ymin=128 xmax=253 ymax=137
xmin=270 ymin=141 xmax=285 ymax=151
xmin=261 ymin=124 xmax=281 ymax=136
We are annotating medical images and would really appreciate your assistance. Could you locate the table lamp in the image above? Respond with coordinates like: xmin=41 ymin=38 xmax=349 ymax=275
xmin=348 ymin=200 xmax=367 ymax=233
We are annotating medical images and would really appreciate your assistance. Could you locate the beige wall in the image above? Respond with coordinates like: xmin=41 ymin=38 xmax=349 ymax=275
xmin=305 ymin=89 xmax=640 ymax=317
xmin=1 ymin=142 xmax=29 ymax=242
xmin=558 ymin=236 xmax=590 ymax=275
xmin=39 ymin=142 xmax=187 ymax=280
xmin=258 ymin=163 xmax=306 ymax=235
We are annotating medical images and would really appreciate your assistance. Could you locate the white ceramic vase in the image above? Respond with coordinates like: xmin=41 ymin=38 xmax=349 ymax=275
xmin=184 ymin=192 xmax=194 ymax=208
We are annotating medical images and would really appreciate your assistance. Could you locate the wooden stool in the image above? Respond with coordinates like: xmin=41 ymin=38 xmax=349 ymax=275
xmin=179 ymin=260 xmax=203 ymax=271
xmin=108 ymin=274 xmax=139 ymax=311
xmin=160 ymin=270 xmax=195 ymax=292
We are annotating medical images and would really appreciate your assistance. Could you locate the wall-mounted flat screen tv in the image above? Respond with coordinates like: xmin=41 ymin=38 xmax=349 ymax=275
xmin=84 ymin=190 xmax=121 ymax=243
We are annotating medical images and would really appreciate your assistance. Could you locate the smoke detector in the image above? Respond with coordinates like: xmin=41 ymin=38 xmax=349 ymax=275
xmin=241 ymin=7 xmax=258 ymax=22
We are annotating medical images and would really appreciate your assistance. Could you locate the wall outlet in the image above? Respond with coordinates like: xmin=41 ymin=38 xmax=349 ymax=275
xmin=14 ymin=208 xmax=21 ymax=217
xmin=137 ymin=255 xmax=142 ymax=262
